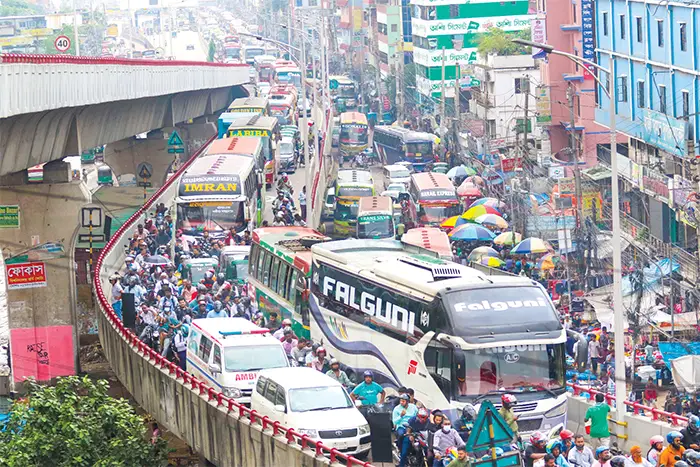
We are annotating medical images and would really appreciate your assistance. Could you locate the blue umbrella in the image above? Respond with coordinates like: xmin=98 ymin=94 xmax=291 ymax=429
xmin=510 ymin=237 xmax=551 ymax=255
xmin=454 ymin=216 xmax=470 ymax=228
xmin=448 ymin=224 xmax=496 ymax=241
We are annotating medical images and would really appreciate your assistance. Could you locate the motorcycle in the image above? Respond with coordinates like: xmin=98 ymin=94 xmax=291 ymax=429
xmin=392 ymin=428 xmax=429 ymax=467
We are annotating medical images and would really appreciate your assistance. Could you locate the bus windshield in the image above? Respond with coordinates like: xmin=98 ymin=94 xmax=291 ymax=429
xmin=225 ymin=47 xmax=240 ymax=59
xmin=177 ymin=201 xmax=246 ymax=232
xmin=455 ymin=344 xmax=566 ymax=398
xmin=270 ymin=106 xmax=291 ymax=119
xmin=357 ymin=214 xmax=394 ymax=239
xmin=224 ymin=345 xmax=288 ymax=372
xmin=334 ymin=202 xmax=358 ymax=221
xmin=418 ymin=204 xmax=460 ymax=224
xmin=245 ymin=48 xmax=265 ymax=61
xmin=340 ymin=125 xmax=367 ymax=145
xmin=259 ymin=67 xmax=273 ymax=81
xmin=407 ymin=142 xmax=433 ymax=154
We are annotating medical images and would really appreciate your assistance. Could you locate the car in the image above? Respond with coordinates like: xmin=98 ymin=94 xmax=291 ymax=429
xmin=395 ymin=161 xmax=415 ymax=173
xmin=331 ymin=125 xmax=340 ymax=148
xmin=322 ymin=187 xmax=335 ymax=221
xmin=383 ymin=164 xmax=412 ymax=189
xmin=278 ymin=136 xmax=296 ymax=173
xmin=186 ymin=44 xmax=195 ymax=50
xmin=251 ymin=367 xmax=371 ymax=456
xmin=186 ymin=318 xmax=291 ymax=405
xmin=385 ymin=182 xmax=408 ymax=193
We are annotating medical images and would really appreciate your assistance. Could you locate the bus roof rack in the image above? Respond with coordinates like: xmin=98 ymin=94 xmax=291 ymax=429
xmin=279 ymin=236 xmax=330 ymax=252
xmin=399 ymin=255 xmax=462 ymax=280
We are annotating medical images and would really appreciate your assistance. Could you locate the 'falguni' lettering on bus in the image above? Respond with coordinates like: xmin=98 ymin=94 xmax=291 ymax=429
xmin=184 ymin=183 xmax=239 ymax=193
xmin=322 ymin=276 xmax=415 ymax=334
xmin=472 ymin=344 xmax=547 ymax=354
xmin=454 ymin=298 xmax=548 ymax=312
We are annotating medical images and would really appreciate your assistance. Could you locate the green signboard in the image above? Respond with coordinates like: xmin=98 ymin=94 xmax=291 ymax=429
xmin=0 ymin=205 xmax=20 ymax=228
xmin=358 ymin=214 xmax=391 ymax=224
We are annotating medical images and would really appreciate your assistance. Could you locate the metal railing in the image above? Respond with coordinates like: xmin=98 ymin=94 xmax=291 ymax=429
xmin=93 ymin=135 xmax=372 ymax=467
xmin=0 ymin=53 xmax=248 ymax=67
xmin=568 ymin=383 xmax=688 ymax=426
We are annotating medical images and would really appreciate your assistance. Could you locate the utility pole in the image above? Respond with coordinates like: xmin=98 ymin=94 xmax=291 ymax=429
xmin=453 ymin=62 xmax=461 ymax=157
xmin=300 ymin=15 xmax=311 ymax=226
xmin=396 ymin=0 xmax=405 ymax=124
xmin=440 ymin=48 xmax=446 ymax=139
xmin=567 ymin=83 xmax=584 ymax=226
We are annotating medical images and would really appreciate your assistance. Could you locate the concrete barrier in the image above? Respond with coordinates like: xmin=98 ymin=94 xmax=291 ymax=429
xmin=94 ymin=135 xmax=372 ymax=467
xmin=566 ymin=394 xmax=683 ymax=452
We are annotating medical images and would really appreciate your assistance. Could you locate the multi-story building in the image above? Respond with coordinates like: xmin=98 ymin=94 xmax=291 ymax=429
xmin=536 ymin=0 xmax=607 ymax=168
xmin=377 ymin=4 xmax=402 ymax=76
xmin=593 ymin=0 xmax=699 ymax=268
xmin=410 ymin=0 xmax=535 ymax=102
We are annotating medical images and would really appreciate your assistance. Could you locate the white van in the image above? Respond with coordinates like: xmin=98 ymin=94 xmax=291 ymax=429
xmin=383 ymin=164 xmax=412 ymax=189
xmin=186 ymin=318 xmax=290 ymax=404
xmin=251 ymin=367 xmax=371 ymax=455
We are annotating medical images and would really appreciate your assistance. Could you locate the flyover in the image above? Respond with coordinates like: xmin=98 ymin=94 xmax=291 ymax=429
xmin=0 ymin=53 xmax=249 ymax=178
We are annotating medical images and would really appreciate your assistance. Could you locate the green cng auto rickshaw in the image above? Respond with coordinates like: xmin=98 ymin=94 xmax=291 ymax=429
xmin=181 ymin=257 xmax=219 ymax=284
xmin=97 ymin=166 xmax=113 ymax=186
xmin=218 ymin=245 xmax=250 ymax=285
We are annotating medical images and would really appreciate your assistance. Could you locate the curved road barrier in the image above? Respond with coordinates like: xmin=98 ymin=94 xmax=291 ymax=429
xmin=93 ymin=136 xmax=373 ymax=467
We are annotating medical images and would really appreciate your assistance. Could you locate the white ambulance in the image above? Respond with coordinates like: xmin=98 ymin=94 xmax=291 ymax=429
xmin=186 ymin=318 xmax=290 ymax=405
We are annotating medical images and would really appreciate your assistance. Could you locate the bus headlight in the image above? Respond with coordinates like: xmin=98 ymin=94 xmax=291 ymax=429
xmin=545 ymin=401 xmax=567 ymax=418
xmin=223 ymin=387 xmax=242 ymax=399
xmin=358 ymin=424 xmax=371 ymax=436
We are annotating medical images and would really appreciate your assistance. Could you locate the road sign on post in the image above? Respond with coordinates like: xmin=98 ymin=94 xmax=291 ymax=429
xmin=167 ymin=131 xmax=183 ymax=146
xmin=54 ymin=35 xmax=71 ymax=52
xmin=136 ymin=162 xmax=153 ymax=180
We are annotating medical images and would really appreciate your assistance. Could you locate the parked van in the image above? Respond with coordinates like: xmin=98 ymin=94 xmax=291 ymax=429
xmin=383 ymin=164 xmax=412 ymax=189
xmin=251 ymin=367 xmax=371 ymax=456
xmin=186 ymin=318 xmax=290 ymax=404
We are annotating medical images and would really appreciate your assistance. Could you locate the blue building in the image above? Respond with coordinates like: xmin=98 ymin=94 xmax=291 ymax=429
xmin=593 ymin=0 xmax=700 ymax=256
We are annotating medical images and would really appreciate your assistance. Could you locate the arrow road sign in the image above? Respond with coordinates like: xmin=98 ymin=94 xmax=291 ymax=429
xmin=136 ymin=162 xmax=153 ymax=180
xmin=167 ymin=131 xmax=183 ymax=146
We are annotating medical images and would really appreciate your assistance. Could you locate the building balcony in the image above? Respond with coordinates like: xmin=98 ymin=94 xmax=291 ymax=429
xmin=471 ymin=88 xmax=495 ymax=108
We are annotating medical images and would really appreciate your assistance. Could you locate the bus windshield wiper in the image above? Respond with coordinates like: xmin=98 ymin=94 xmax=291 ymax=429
xmin=531 ymin=384 xmax=558 ymax=398
xmin=473 ymin=390 xmax=507 ymax=403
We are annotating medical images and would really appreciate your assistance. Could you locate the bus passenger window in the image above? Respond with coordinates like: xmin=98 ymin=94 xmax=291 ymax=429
xmin=278 ymin=263 xmax=289 ymax=298
xmin=262 ymin=253 xmax=272 ymax=286
xmin=270 ymin=259 xmax=280 ymax=292
xmin=249 ymin=245 xmax=259 ymax=277
xmin=288 ymin=270 xmax=298 ymax=305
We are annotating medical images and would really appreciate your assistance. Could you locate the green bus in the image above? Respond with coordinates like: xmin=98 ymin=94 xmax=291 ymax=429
xmin=248 ymin=227 xmax=328 ymax=339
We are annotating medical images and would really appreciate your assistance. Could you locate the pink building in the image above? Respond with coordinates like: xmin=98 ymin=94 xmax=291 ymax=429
xmin=538 ymin=2 xmax=607 ymax=168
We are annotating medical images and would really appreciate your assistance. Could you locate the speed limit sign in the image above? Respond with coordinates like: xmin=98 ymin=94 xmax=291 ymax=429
xmin=54 ymin=35 xmax=71 ymax=52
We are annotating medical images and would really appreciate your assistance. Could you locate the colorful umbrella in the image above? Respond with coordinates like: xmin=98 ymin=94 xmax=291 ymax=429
xmin=467 ymin=246 xmax=500 ymax=262
xmin=441 ymin=215 xmax=470 ymax=229
xmin=457 ymin=182 xmax=482 ymax=198
xmin=474 ymin=214 xmax=509 ymax=230
xmin=448 ymin=224 xmax=496 ymax=241
xmin=493 ymin=231 xmax=522 ymax=246
xmin=470 ymin=197 xmax=507 ymax=210
xmin=511 ymin=237 xmax=551 ymax=255
xmin=461 ymin=205 xmax=501 ymax=220
xmin=537 ymin=253 xmax=558 ymax=270
xmin=446 ymin=165 xmax=477 ymax=179
xmin=480 ymin=256 xmax=505 ymax=267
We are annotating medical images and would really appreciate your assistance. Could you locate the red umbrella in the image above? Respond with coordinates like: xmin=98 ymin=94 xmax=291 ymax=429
xmin=457 ymin=181 xmax=482 ymax=197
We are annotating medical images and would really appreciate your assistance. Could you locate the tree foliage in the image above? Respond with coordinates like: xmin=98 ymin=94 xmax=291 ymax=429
xmin=0 ymin=0 xmax=44 ymax=16
xmin=41 ymin=25 xmax=77 ymax=55
xmin=477 ymin=28 xmax=532 ymax=57
xmin=0 ymin=376 xmax=169 ymax=467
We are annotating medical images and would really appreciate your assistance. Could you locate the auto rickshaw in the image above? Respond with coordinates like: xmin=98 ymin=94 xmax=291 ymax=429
xmin=97 ymin=166 xmax=113 ymax=186
xmin=181 ymin=257 xmax=219 ymax=285
xmin=218 ymin=245 xmax=250 ymax=285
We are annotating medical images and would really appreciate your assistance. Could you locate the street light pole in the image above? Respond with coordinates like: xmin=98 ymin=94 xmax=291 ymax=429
xmin=514 ymin=39 xmax=626 ymax=421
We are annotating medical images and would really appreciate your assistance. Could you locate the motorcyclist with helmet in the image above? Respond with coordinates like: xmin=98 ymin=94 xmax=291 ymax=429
xmin=277 ymin=173 xmax=293 ymax=195
xmin=211 ymin=273 xmax=227 ymax=295
xmin=684 ymin=449 xmax=700 ymax=467
xmin=393 ymin=394 xmax=418 ymax=435
xmin=648 ymin=435 xmax=665 ymax=466
xmin=498 ymin=394 xmax=519 ymax=440
xmin=350 ymin=370 xmax=385 ymax=406
xmin=525 ymin=432 xmax=548 ymax=467
xmin=325 ymin=358 xmax=354 ymax=390
xmin=455 ymin=404 xmax=476 ymax=443
xmin=660 ymin=432 xmax=686 ymax=467
xmin=592 ymin=446 xmax=611 ymax=467
xmin=560 ymin=429 xmax=575 ymax=458
xmin=681 ymin=415 xmax=700 ymax=450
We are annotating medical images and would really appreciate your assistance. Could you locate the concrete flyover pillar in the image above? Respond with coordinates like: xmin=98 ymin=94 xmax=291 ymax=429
xmin=0 ymin=182 xmax=89 ymax=389
xmin=104 ymin=122 xmax=217 ymax=188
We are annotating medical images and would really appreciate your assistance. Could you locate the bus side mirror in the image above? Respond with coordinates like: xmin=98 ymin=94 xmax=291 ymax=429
xmin=454 ymin=351 xmax=466 ymax=381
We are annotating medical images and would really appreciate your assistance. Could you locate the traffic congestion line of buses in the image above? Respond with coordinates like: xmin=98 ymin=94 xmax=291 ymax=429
xmin=169 ymin=53 xmax=568 ymax=456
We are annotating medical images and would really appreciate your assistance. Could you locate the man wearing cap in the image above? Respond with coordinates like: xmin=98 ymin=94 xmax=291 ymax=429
xmin=326 ymin=358 xmax=354 ymax=390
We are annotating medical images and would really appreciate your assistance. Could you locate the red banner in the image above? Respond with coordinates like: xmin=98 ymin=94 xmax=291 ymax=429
xmin=6 ymin=261 xmax=47 ymax=290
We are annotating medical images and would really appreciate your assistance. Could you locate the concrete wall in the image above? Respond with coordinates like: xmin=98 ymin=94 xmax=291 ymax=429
xmin=0 ymin=183 xmax=89 ymax=384
xmin=566 ymin=395 xmax=680 ymax=452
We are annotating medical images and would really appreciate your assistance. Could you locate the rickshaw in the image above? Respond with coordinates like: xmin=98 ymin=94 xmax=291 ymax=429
xmin=218 ymin=245 xmax=250 ymax=285
xmin=181 ymin=257 xmax=219 ymax=285
xmin=97 ymin=166 xmax=113 ymax=186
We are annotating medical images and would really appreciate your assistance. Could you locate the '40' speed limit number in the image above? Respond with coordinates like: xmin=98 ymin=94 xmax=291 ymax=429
xmin=54 ymin=35 xmax=71 ymax=52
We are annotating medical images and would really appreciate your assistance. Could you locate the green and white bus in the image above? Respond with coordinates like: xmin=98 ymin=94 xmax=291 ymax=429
xmin=248 ymin=227 xmax=329 ymax=339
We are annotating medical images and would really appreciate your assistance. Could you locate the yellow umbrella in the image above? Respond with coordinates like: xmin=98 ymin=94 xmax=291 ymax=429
xmin=493 ymin=231 xmax=522 ymax=246
xmin=480 ymin=257 xmax=505 ymax=267
xmin=441 ymin=215 xmax=468 ymax=228
xmin=461 ymin=205 xmax=501 ymax=220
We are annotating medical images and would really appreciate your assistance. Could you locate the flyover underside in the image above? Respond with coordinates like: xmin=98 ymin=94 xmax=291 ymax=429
xmin=0 ymin=86 xmax=241 ymax=176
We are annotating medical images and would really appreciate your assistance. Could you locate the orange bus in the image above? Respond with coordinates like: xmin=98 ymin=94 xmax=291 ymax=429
xmin=409 ymin=172 xmax=461 ymax=227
